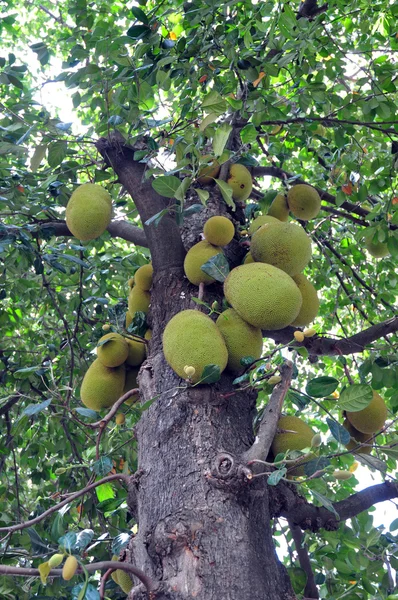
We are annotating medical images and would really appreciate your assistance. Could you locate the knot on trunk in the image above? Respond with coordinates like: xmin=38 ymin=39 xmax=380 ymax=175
xmin=207 ymin=452 xmax=253 ymax=490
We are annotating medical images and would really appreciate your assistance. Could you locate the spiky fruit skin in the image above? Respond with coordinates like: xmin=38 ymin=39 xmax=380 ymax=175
xmin=251 ymin=221 xmax=312 ymax=276
xmin=134 ymin=264 xmax=153 ymax=290
xmin=123 ymin=367 xmax=139 ymax=403
xmin=216 ymin=308 xmax=263 ymax=372
xmin=248 ymin=215 xmax=279 ymax=235
xmin=197 ymin=155 xmax=221 ymax=184
xmin=272 ymin=415 xmax=314 ymax=476
xmin=125 ymin=337 xmax=146 ymax=366
xmin=183 ymin=241 xmax=224 ymax=286
xmin=346 ymin=390 xmax=387 ymax=434
xmin=62 ymin=555 xmax=78 ymax=581
xmin=287 ymin=184 xmax=321 ymax=220
xmin=224 ymin=263 xmax=302 ymax=330
xmin=125 ymin=311 xmax=132 ymax=329
xmin=243 ymin=251 xmax=254 ymax=264
xmin=227 ymin=164 xmax=253 ymax=202
xmin=81 ymin=359 xmax=125 ymax=410
xmin=163 ymin=310 xmax=228 ymax=384
xmin=343 ymin=419 xmax=372 ymax=455
xmin=291 ymin=274 xmax=320 ymax=327
xmin=65 ymin=183 xmax=112 ymax=241
xmin=365 ymin=238 xmax=389 ymax=258
xmin=203 ymin=216 xmax=235 ymax=246
xmin=97 ymin=333 xmax=129 ymax=368
xmin=115 ymin=570 xmax=133 ymax=593
xmin=267 ymin=193 xmax=289 ymax=222
xmin=128 ymin=287 xmax=151 ymax=317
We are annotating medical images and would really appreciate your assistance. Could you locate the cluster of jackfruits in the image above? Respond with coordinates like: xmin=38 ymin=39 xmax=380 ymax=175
xmin=65 ymin=183 xmax=112 ymax=241
xmin=184 ymin=216 xmax=234 ymax=286
xmin=342 ymin=390 xmax=387 ymax=454
xmin=271 ymin=415 xmax=315 ymax=476
xmin=196 ymin=155 xmax=253 ymax=203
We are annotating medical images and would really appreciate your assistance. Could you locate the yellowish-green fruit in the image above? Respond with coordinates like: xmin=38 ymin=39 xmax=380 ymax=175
xmin=62 ymin=555 xmax=78 ymax=581
xmin=315 ymin=124 xmax=326 ymax=136
xmin=272 ymin=416 xmax=314 ymax=476
xmin=216 ymin=308 xmax=263 ymax=373
xmin=163 ymin=310 xmax=228 ymax=384
xmin=125 ymin=336 xmax=146 ymax=367
xmin=291 ymin=274 xmax=320 ymax=327
xmin=227 ymin=164 xmax=253 ymax=202
xmin=346 ymin=390 xmax=387 ymax=434
xmin=48 ymin=554 xmax=64 ymax=568
xmin=243 ymin=251 xmax=254 ymax=264
xmin=127 ymin=277 xmax=134 ymax=289
xmin=303 ymin=328 xmax=316 ymax=337
xmin=365 ymin=237 xmax=389 ymax=258
xmin=343 ymin=419 xmax=372 ymax=455
xmin=184 ymin=365 xmax=196 ymax=377
xmin=248 ymin=215 xmax=279 ymax=235
xmin=268 ymin=375 xmax=282 ymax=385
xmin=197 ymin=155 xmax=220 ymax=184
xmin=333 ymin=470 xmax=353 ymax=481
xmin=267 ymin=193 xmax=289 ymax=222
xmin=311 ymin=433 xmax=322 ymax=448
xmin=97 ymin=333 xmax=129 ymax=368
xmin=115 ymin=570 xmax=134 ymax=594
xmin=294 ymin=331 xmax=305 ymax=342
xmin=145 ymin=329 xmax=152 ymax=341
xmin=123 ymin=367 xmax=139 ymax=403
xmin=128 ymin=286 xmax=151 ymax=316
xmin=102 ymin=324 xmax=111 ymax=332
xmin=134 ymin=264 xmax=153 ymax=291
xmin=183 ymin=241 xmax=224 ymax=286
xmin=81 ymin=359 xmax=125 ymax=410
xmin=224 ymin=263 xmax=302 ymax=330
xmin=251 ymin=221 xmax=312 ymax=276
xmin=203 ymin=216 xmax=235 ymax=246
xmin=111 ymin=555 xmax=120 ymax=584
xmin=65 ymin=183 xmax=112 ymax=241
xmin=126 ymin=311 xmax=132 ymax=329
xmin=287 ymin=184 xmax=321 ymax=220
xmin=115 ymin=412 xmax=125 ymax=425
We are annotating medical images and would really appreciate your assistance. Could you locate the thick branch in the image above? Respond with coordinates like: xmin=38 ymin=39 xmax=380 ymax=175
xmin=297 ymin=0 xmax=328 ymax=19
xmin=263 ymin=316 xmax=398 ymax=356
xmin=288 ymin=521 xmax=319 ymax=599
xmin=39 ymin=220 xmax=148 ymax=247
xmin=243 ymin=362 xmax=293 ymax=463
xmin=96 ymin=132 xmax=185 ymax=272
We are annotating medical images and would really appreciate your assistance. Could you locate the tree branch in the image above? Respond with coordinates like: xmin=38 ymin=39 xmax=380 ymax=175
xmin=242 ymin=361 xmax=293 ymax=463
xmin=39 ymin=220 xmax=148 ymax=248
xmin=297 ymin=0 xmax=328 ymax=19
xmin=288 ymin=520 xmax=319 ymax=598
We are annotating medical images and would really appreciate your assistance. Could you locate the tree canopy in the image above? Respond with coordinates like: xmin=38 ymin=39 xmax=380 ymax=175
xmin=0 ymin=0 xmax=398 ymax=599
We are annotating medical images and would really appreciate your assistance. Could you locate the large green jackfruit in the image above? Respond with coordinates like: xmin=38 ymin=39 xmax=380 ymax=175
xmin=65 ymin=183 xmax=112 ymax=241
xmin=291 ymin=274 xmax=320 ymax=327
xmin=203 ymin=216 xmax=235 ymax=246
xmin=272 ymin=415 xmax=314 ymax=476
xmin=227 ymin=164 xmax=253 ymax=202
xmin=80 ymin=359 xmax=125 ymax=410
xmin=343 ymin=419 xmax=372 ymax=455
xmin=134 ymin=264 xmax=153 ymax=290
xmin=251 ymin=221 xmax=312 ymax=276
xmin=346 ymin=390 xmax=387 ymax=434
xmin=248 ymin=215 xmax=279 ymax=235
xmin=183 ymin=241 xmax=224 ymax=286
xmin=163 ymin=310 xmax=228 ymax=383
xmin=287 ymin=184 xmax=321 ymax=220
xmin=267 ymin=193 xmax=289 ymax=221
xmin=128 ymin=286 xmax=151 ymax=317
xmin=125 ymin=336 xmax=146 ymax=367
xmin=97 ymin=333 xmax=129 ymax=367
xmin=224 ymin=263 xmax=302 ymax=330
xmin=216 ymin=308 xmax=263 ymax=372
xmin=365 ymin=237 xmax=389 ymax=258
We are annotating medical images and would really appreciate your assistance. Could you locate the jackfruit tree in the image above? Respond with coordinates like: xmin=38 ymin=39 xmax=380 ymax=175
xmin=1 ymin=1 xmax=398 ymax=600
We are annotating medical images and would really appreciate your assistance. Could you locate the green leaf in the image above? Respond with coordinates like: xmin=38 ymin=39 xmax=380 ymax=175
xmin=71 ymin=583 xmax=100 ymax=600
xmin=174 ymin=176 xmax=192 ymax=202
xmin=183 ymin=203 xmax=203 ymax=217
xmin=267 ymin=468 xmax=287 ymax=485
xmin=198 ymin=364 xmax=221 ymax=384
xmin=214 ymin=179 xmax=235 ymax=209
xmin=303 ymin=456 xmax=330 ymax=476
xmin=152 ymin=175 xmax=181 ymax=198
xmin=311 ymin=490 xmax=340 ymax=519
xmin=202 ymin=90 xmax=226 ymax=115
xmin=199 ymin=113 xmax=219 ymax=131
xmin=95 ymin=482 xmax=115 ymax=502
xmin=126 ymin=24 xmax=150 ymax=39
xmin=30 ymin=144 xmax=47 ymax=172
xmin=212 ymin=123 xmax=232 ymax=156
xmin=240 ymin=123 xmax=258 ymax=145
xmin=22 ymin=399 xmax=52 ymax=416
xmin=145 ymin=208 xmax=169 ymax=227
xmin=196 ymin=188 xmax=209 ymax=205
xmin=326 ymin=418 xmax=350 ymax=444
xmin=200 ymin=253 xmax=230 ymax=282
xmin=355 ymin=454 xmax=387 ymax=473
xmin=90 ymin=456 xmax=113 ymax=476
xmin=131 ymin=6 xmax=148 ymax=23
xmin=338 ymin=384 xmax=373 ymax=411
xmin=306 ymin=376 xmax=339 ymax=398
xmin=47 ymin=141 xmax=67 ymax=168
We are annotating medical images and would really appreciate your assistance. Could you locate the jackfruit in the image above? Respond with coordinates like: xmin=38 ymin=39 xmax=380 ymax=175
xmin=343 ymin=419 xmax=372 ymax=455
xmin=65 ymin=183 xmax=112 ymax=241
xmin=125 ymin=336 xmax=146 ymax=366
xmin=124 ymin=367 xmax=139 ymax=404
xmin=290 ymin=274 xmax=320 ymax=327
xmin=62 ymin=555 xmax=78 ymax=581
xmin=183 ymin=240 xmax=224 ymax=286
xmin=332 ymin=470 xmax=353 ymax=481
xmin=197 ymin=155 xmax=220 ymax=184
xmin=248 ymin=215 xmax=279 ymax=235
xmin=97 ymin=333 xmax=129 ymax=368
xmin=134 ymin=264 xmax=153 ymax=290
xmin=203 ymin=216 xmax=235 ymax=246
xmin=115 ymin=569 xmax=133 ymax=594
xmin=216 ymin=308 xmax=263 ymax=372
xmin=287 ymin=184 xmax=321 ymax=220
xmin=115 ymin=412 xmax=125 ymax=425
xmin=127 ymin=277 xmax=134 ymax=289
xmin=271 ymin=415 xmax=314 ymax=476
xmin=365 ymin=237 xmax=389 ymax=258
xmin=294 ymin=331 xmax=305 ymax=342
xmin=243 ymin=251 xmax=254 ymax=264
xmin=48 ymin=554 xmax=64 ymax=568
xmin=267 ymin=193 xmax=289 ymax=222
xmin=81 ymin=359 xmax=125 ymax=410
xmin=128 ymin=286 xmax=150 ymax=317
xmin=145 ymin=329 xmax=152 ymax=340
xmin=227 ymin=164 xmax=253 ymax=202
xmin=126 ymin=311 xmax=132 ymax=329
xmin=251 ymin=221 xmax=312 ymax=276
xmin=224 ymin=263 xmax=302 ymax=330
xmin=346 ymin=390 xmax=387 ymax=434
xmin=163 ymin=310 xmax=228 ymax=383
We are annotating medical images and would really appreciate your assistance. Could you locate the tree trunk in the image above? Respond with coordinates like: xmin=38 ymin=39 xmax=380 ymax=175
xmin=126 ymin=271 xmax=296 ymax=600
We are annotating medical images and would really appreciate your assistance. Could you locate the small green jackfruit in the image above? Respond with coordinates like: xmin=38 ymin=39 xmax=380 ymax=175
xmin=243 ymin=251 xmax=254 ymax=264
xmin=251 ymin=221 xmax=312 ymax=276
xmin=203 ymin=216 xmax=235 ymax=246
xmin=97 ymin=333 xmax=129 ymax=368
xmin=134 ymin=264 xmax=153 ymax=290
xmin=227 ymin=164 xmax=253 ymax=202
xmin=65 ymin=183 xmax=112 ymax=241
xmin=197 ymin=155 xmax=220 ymax=184
xmin=123 ymin=367 xmax=139 ymax=404
xmin=346 ymin=390 xmax=387 ymax=434
xmin=48 ymin=553 xmax=65 ymax=568
xmin=343 ymin=419 xmax=372 ymax=455
xmin=291 ymin=274 xmax=320 ymax=327
xmin=163 ymin=310 xmax=228 ymax=383
xmin=115 ymin=569 xmax=133 ymax=594
xmin=267 ymin=193 xmax=289 ymax=221
xmin=224 ymin=263 xmax=302 ymax=330
xmin=287 ymin=184 xmax=321 ymax=220
xmin=248 ymin=215 xmax=279 ymax=235
xmin=216 ymin=308 xmax=263 ymax=372
xmin=183 ymin=240 xmax=224 ymax=286
xmin=272 ymin=415 xmax=314 ymax=476
xmin=62 ymin=555 xmax=78 ymax=581
xmin=365 ymin=237 xmax=389 ymax=258
xmin=125 ymin=311 xmax=132 ymax=329
xmin=81 ymin=359 xmax=125 ymax=410
xmin=125 ymin=336 xmax=146 ymax=367
xmin=128 ymin=286 xmax=151 ymax=317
